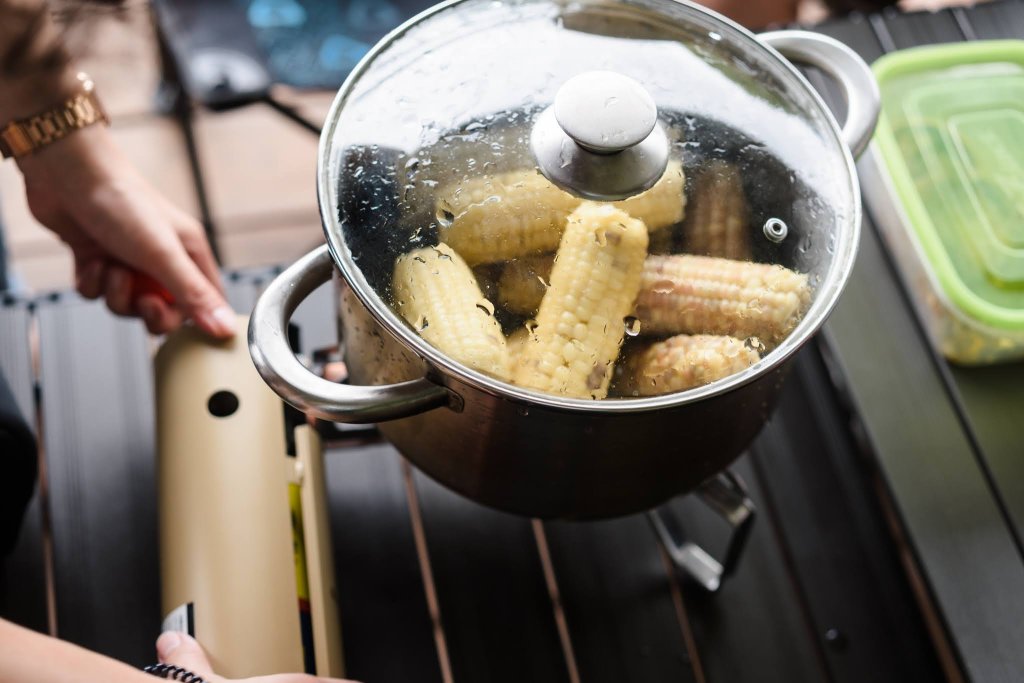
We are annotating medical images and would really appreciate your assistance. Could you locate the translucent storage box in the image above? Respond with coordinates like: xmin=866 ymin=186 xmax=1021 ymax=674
xmin=860 ymin=41 xmax=1024 ymax=365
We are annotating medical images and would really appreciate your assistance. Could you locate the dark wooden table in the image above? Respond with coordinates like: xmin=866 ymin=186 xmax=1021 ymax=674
xmin=3 ymin=3 xmax=1024 ymax=682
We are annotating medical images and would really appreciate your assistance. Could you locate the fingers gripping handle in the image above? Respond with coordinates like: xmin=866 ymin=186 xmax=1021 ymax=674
xmin=248 ymin=246 xmax=450 ymax=423
xmin=760 ymin=31 xmax=880 ymax=158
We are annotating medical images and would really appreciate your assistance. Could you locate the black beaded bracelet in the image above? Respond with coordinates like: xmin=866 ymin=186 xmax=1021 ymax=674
xmin=142 ymin=663 xmax=207 ymax=683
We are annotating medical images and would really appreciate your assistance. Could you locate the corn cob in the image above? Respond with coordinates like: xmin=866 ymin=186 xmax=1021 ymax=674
xmin=613 ymin=159 xmax=686 ymax=231
xmin=439 ymin=172 xmax=576 ymax=265
xmin=613 ymin=335 xmax=760 ymax=397
xmin=439 ymin=160 xmax=684 ymax=265
xmin=681 ymin=160 xmax=751 ymax=261
xmin=513 ymin=203 xmax=648 ymax=399
xmin=505 ymin=326 xmax=534 ymax=372
xmin=497 ymin=252 xmax=811 ymax=343
xmin=393 ymin=243 xmax=510 ymax=379
xmin=636 ymin=254 xmax=811 ymax=348
xmin=497 ymin=254 xmax=555 ymax=316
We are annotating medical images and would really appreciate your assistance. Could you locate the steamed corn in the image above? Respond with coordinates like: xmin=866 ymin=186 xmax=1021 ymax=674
xmin=680 ymin=160 xmax=752 ymax=261
xmin=513 ymin=204 xmax=648 ymax=399
xmin=636 ymin=254 xmax=811 ymax=347
xmin=614 ymin=160 xmax=685 ymax=231
xmin=497 ymin=252 xmax=811 ymax=346
xmin=393 ymin=243 xmax=510 ymax=378
xmin=439 ymin=161 xmax=684 ymax=265
xmin=613 ymin=335 xmax=760 ymax=397
xmin=505 ymin=326 xmax=534 ymax=375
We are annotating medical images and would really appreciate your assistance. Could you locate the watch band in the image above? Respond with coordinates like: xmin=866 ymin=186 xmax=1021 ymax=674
xmin=0 ymin=73 xmax=108 ymax=159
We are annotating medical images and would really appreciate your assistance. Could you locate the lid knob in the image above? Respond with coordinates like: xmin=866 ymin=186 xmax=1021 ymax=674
xmin=531 ymin=71 xmax=670 ymax=201
xmin=554 ymin=71 xmax=658 ymax=154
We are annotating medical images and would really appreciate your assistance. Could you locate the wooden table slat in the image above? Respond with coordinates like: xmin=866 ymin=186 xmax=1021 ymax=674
xmin=542 ymin=515 xmax=698 ymax=683
xmin=960 ymin=0 xmax=1024 ymax=39
xmin=751 ymin=348 xmax=944 ymax=683
xmin=875 ymin=7 xmax=966 ymax=48
xmin=413 ymin=470 xmax=570 ymax=683
xmin=0 ymin=301 xmax=48 ymax=633
xmin=810 ymin=13 xmax=886 ymax=63
xmin=666 ymin=457 xmax=827 ymax=683
xmin=324 ymin=443 xmax=444 ymax=683
xmin=37 ymin=296 xmax=161 ymax=665
xmin=823 ymin=212 xmax=1024 ymax=683
xmin=0 ymin=302 xmax=35 ymax=432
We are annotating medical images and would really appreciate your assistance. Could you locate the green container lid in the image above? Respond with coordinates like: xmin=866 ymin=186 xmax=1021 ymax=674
xmin=873 ymin=41 xmax=1024 ymax=331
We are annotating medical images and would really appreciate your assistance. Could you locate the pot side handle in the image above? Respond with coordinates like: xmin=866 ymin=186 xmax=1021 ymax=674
xmin=760 ymin=30 xmax=880 ymax=158
xmin=248 ymin=245 xmax=451 ymax=423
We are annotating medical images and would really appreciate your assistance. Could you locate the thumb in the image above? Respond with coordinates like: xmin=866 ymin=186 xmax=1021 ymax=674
xmin=151 ymin=247 xmax=236 ymax=339
xmin=156 ymin=631 xmax=217 ymax=679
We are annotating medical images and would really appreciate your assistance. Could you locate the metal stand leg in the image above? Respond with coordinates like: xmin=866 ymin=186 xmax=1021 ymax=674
xmin=648 ymin=470 xmax=755 ymax=592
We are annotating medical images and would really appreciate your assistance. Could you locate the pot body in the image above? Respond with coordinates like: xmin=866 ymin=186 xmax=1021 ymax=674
xmin=338 ymin=277 xmax=787 ymax=519
xmin=249 ymin=4 xmax=880 ymax=520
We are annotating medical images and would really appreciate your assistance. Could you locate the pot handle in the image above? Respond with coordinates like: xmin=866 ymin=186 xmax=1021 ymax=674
xmin=248 ymin=245 xmax=452 ymax=423
xmin=760 ymin=30 xmax=880 ymax=158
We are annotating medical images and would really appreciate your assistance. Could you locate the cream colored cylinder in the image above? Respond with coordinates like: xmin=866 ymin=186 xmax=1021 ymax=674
xmin=155 ymin=315 xmax=305 ymax=678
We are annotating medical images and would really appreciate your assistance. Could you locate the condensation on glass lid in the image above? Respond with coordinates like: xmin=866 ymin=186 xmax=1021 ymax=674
xmin=383 ymin=142 xmax=815 ymax=400
xmin=325 ymin=0 xmax=850 ymax=214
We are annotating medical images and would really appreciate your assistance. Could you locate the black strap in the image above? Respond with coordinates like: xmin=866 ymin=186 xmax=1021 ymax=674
xmin=142 ymin=664 xmax=207 ymax=683
xmin=0 ymin=370 xmax=36 ymax=557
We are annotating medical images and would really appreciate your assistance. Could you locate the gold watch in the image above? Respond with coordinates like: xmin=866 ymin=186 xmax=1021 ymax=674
xmin=0 ymin=72 xmax=109 ymax=159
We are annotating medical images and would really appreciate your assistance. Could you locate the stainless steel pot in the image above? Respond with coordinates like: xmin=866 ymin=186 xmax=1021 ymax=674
xmin=249 ymin=0 xmax=880 ymax=519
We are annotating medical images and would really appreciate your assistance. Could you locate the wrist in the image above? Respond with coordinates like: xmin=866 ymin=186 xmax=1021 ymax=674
xmin=4 ymin=75 xmax=111 ymax=167
xmin=0 ymin=67 xmax=82 ymax=122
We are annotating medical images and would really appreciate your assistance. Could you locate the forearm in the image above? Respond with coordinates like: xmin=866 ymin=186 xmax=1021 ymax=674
xmin=0 ymin=0 xmax=81 ymax=121
xmin=0 ymin=619 xmax=154 ymax=683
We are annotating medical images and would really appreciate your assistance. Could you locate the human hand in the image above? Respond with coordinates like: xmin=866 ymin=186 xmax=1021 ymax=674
xmin=16 ymin=124 xmax=235 ymax=338
xmin=156 ymin=632 xmax=360 ymax=683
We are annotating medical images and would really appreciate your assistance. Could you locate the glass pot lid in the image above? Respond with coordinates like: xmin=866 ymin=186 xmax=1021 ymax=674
xmin=319 ymin=0 xmax=857 ymax=402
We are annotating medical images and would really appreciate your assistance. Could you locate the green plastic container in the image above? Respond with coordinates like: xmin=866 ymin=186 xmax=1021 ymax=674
xmin=861 ymin=41 xmax=1024 ymax=365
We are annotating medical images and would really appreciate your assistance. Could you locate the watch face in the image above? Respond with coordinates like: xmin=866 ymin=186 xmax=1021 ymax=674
xmin=239 ymin=0 xmax=438 ymax=89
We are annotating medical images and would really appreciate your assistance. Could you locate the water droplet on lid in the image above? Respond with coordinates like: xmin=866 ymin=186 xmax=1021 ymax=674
xmin=476 ymin=298 xmax=495 ymax=316
xmin=435 ymin=201 xmax=455 ymax=228
xmin=651 ymin=280 xmax=675 ymax=295
xmin=708 ymin=31 xmax=722 ymax=41
xmin=744 ymin=336 xmax=766 ymax=355
xmin=624 ymin=316 xmax=641 ymax=337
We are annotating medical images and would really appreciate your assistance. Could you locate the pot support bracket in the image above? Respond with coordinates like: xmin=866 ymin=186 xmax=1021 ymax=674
xmin=648 ymin=470 xmax=755 ymax=592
